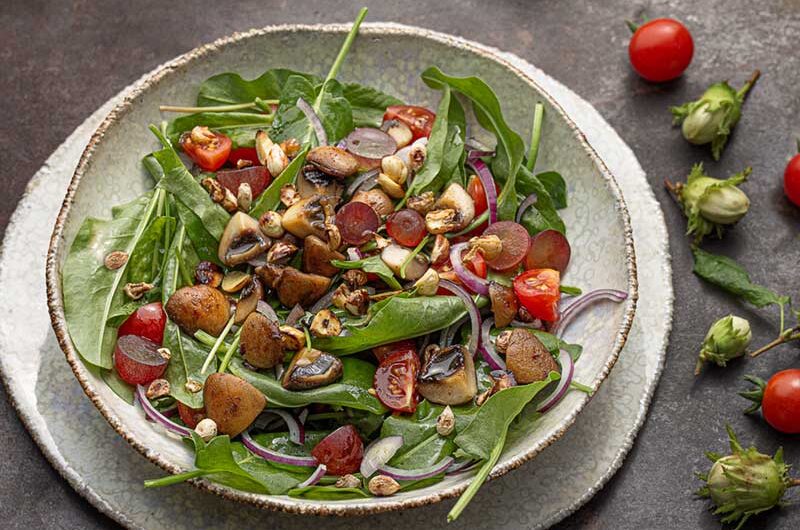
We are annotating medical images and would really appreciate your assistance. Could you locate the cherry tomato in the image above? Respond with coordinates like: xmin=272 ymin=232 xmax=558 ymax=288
xmin=783 ymin=149 xmax=800 ymax=207
xmin=177 ymin=403 xmax=206 ymax=429
xmin=374 ymin=350 xmax=420 ymax=413
xmin=386 ymin=208 xmax=427 ymax=247
xmin=628 ymin=18 xmax=694 ymax=82
xmin=227 ymin=147 xmax=260 ymax=167
xmin=513 ymin=268 xmax=561 ymax=322
xmin=179 ymin=129 xmax=232 ymax=171
xmin=216 ymin=165 xmax=272 ymax=199
xmin=118 ymin=302 xmax=166 ymax=345
xmin=760 ymin=369 xmax=800 ymax=434
xmin=372 ymin=339 xmax=417 ymax=363
xmin=468 ymin=175 xmax=488 ymax=216
xmin=113 ymin=334 xmax=168 ymax=386
xmin=383 ymin=105 xmax=436 ymax=140
xmin=311 ymin=425 xmax=364 ymax=475
xmin=335 ymin=201 xmax=380 ymax=245
xmin=525 ymin=229 xmax=571 ymax=273
xmin=483 ymin=221 xmax=532 ymax=272
xmin=464 ymin=251 xmax=487 ymax=279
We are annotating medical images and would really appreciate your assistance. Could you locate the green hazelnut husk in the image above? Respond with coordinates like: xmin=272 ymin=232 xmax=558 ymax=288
xmin=695 ymin=315 xmax=752 ymax=375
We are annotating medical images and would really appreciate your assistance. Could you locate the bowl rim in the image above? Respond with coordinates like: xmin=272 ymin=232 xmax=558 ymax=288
xmin=45 ymin=22 xmax=637 ymax=516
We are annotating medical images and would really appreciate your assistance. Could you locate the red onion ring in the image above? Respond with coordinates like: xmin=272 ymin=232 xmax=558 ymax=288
xmin=135 ymin=386 xmax=191 ymax=438
xmin=309 ymin=289 xmax=336 ymax=314
xmin=345 ymin=168 xmax=379 ymax=197
xmin=259 ymin=410 xmax=305 ymax=445
xmin=346 ymin=247 xmax=363 ymax=261
xmin=466 ymin=156 xmax=498 ymax=224
xmin=285 ymin=304 xmax=305 ymax=326
xmin=510 ymin=319 xmax=544 ymax=330
xmin=437 ymin=280 xmax=481 ymax=357
xmin=360 ymin=435 xmax=404 ymax=478
xmin=449 ymin=242 xmax=490 ymax=296
xmin=551 ymin=289 xmax=628 ymax=338
xmin=536 ymin=348 xmax=574 ymax=413
xmin=296 ymin=97 xmax=328 ymax=146
xmin=241 ymin=430 xmax=317 ymax=467
xmin=377 ymin=456 xmax=454 ymax=481
xmin=478 ymin=317 xmax=506 ymax=371
xmin=256 ymin=300 xmax=279 ymax=323
xmin=515 ymin=192 xmax=538 ymax=224
xmin=445 ymin=459 xmax=479 ymax=476
xmin=297 ymin=464 xmax=327 ymax=487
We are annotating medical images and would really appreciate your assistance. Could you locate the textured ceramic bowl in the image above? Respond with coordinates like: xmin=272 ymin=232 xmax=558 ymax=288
xmin=46 ymin=23 xmax=637 ymax=516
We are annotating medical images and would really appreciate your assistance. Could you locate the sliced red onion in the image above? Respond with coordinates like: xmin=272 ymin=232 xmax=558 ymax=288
xmin=360 ymin=435 xmax=404 ymax=478
xmin=297 ymin=97 xmax=328 ymax=146
xmin=478 ymin=317 xmax=506 ymax=371
xmin=510 ymin=319 xmax=544 ymax=330
xmin=309 ymin=289 xmax=336 ymax=314
xmin=346 ymin=247 xmax=363 ymax=261
xmin=298 ymin=408 xmax=309 ymax=425
xmin=274 ymin=364 xmax=285 ymax=382
xmin=537 ymin=348 xmax=574 ymax=413
xmin=135 ymin=385 xmax=191 ymax=438
xmin=256 ymin=300 xmax=279 ymax=323
xmin=445 ymin=458 xmax=479 ymax=476
xmin=437 ymin=280 xmax=481 ymax=357
xmin=551 ymin=289 xmax=628 ymax=338
xmin=378 ymin=456 xmax=454 ymax=481
xmin=285 ymin=304 xmax=305 ymax=326
xmin=515 ymin=192 xmax=539 ymax=224
xmin=466 ymin=156 xmax=498 ymax=224
xmin=345 ymin=168 xmax=379 ymax=197
xmin=259 ymin=409 xmax=305 ymax=445
xmin=297 ymin=464 xmax=327 ymax=487
xmin=241 ymin=430 xmax=317 ymax=467
xmin=449 ymin=242 xmax=490 ymax=296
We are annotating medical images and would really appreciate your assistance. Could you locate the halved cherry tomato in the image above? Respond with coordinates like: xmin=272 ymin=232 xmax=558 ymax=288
xmin=759 ymin=369 xmax=800 ymax=434
xmin=311 ymin=425 xmax=364 ymax=475
xmin=628 ymin=18 xmax=694 ymax=82
xmin=118 ymin=302 xmax=166 ymax=345
xmin=465 ymin=251 xmax=487 ymax=279
xmin=374 ymin=349 xmax=420 ymax=413
xmin=180 ymin=129 xmax=232 ymax=171
xmin=513 ymin=268 xmax=561 ymax=322
xmin=177 ymin=403 xmax=206 ymax=429
xmin=227 ymin=147 xmax=260 ymax=167
xmin=216 ymin=165 xmax=271 ymax=199
xmin=372 ymin=339 xmax=417 ymax=363
xmin=383 ymin=105 xmax=436 ymax=140
xmin=468 ymin=175 xmax=488 ymax=216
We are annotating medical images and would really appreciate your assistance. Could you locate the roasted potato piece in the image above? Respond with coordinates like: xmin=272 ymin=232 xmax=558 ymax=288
xmin=203 ymin=372 xmax=266 ymax=437
xmin=302 ymin=235 xmax=345 ymax=277
xmin=165 ymin=285 xmax=230 ymax=336
xmin=505 ymin=329 xmax=560 ymax=384
xmin=275 ymin=267 xmax=331 ymax=308
xmin=417 ymin=345 xmax=478 ymax=405
xmin=489 ymin=282 xmax=519 ymax=329
xmin=239 ymin=312 xmax=284 ymax=369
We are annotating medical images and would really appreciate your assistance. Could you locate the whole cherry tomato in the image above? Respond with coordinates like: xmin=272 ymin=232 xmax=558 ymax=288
xmin=179 ymin=127 xmax=232 ymax=171
xmin=628 ymin=18 xmax=694 ymax=82
xmin=383 ymin=105 xmax=436 ymax=140
xmin=311 ymin=425 xmax=364 ymax=475
xmin=513 ymin=268 xmax=561 ymax=322
xmin=177 ymin=403 xmax=206 ymax=429
xmin=118 ymin=302 xmax=166 ymax=345
xmin=374 ymin=349 xmax=420 ymax=413
xmin=744 ymin=369 xmax=800 ymax=434
xmin=783 ymin=143 xmax=800 ymax=207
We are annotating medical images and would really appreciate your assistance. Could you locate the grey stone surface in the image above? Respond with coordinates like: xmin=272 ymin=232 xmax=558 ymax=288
xmin=1 ymin=1 xmax=798 ymax=529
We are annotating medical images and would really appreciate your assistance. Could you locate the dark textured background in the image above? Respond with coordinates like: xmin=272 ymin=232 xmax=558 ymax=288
xmin=2 ymin=1 xmax=799 ymax=528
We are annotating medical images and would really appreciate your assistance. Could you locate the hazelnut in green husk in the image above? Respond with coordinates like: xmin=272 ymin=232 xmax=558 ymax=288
xmin=697 ymin=425 xmax=799 ymax=530
xmin=671 ymin=70 xmax=760 ymax=160
xmin=672 ymin=164 xmax=751 ymax=244
xmin=695 ymin=315 xmax=751 ymax=375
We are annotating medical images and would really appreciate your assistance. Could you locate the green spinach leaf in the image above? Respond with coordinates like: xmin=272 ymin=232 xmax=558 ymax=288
xmin=249 ymin=147 xmax=309 ymax=218
xmin=331 ymin=255 xmax=402 ymax=290
xmin=270 ymin=76 xmax=353 ymax=145
xmin=172 ymin=200 xmax=221 ymax=264
xmin=530 ymin=330 xmax=583 ymax=362
xmin=125 ymin=216 xmax=174 ymax=284
xmin=342 ymin=82 xmax=403 ymax=127
xmin=692 ymin=248 xmax=788 ymax=308
xmin=496 ymin=159 xmax=565 ymax=235
xmin=405 ymin=86 xmax=451 ymax=196
xmin=165 ymin=112 xmax=273 ymax=145
xmin=197 ymin=68 xmax=318 ymax=107
xmin=536 ymin=171 xmax=567 ymax=210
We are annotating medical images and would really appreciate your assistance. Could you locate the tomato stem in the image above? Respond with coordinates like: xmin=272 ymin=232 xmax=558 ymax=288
xmin=738 ymin=69 xmax=761 ymax=100
xmin=750 ymin=326 xmax=800 ymax=358
xmin=625 ymin=19 xmax=639 ymax=33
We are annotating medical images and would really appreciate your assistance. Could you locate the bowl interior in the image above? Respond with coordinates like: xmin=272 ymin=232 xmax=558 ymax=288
xmin=50 ymin=24 xmax=635 ymax=514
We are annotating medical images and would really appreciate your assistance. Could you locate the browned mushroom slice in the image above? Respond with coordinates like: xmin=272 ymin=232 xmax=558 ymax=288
xmin=165 ymin=284 xmax=230 ymax=336
xmin=254 ymin=263 xmax=285 ymax=290
xmin=351 ymin=188 xmax=394 ymax=217
xmin=233 ymin=277 xmax=264 ymax=325
xmin=505 ymin=328 xmax=560 ymax=384
xmin=489 ymin=282 xmax=519 ymax=329
xmin=239 ymin=312 xmax=284 ymax=369
xmin=281 ymin=195 xmax=328 ymax=239
xmin=302 ymin=235 xmax=345 ymax=277
xmin=281 ymin=347 xmax=343 ymax=390
xmin=297 ymin=165 xmax=344 ymax=198
xmin=203 ymin=373 xmax=266 ymax=437
xmin=417 ymin=344 xmax=478 ymax=405
xmin=275 ymin=267 xmax=331 ymax=308
xmin=218 ymin=212 xmax=271 ymax=267
xmin=306 ymin=146 xmax=359 ymax=179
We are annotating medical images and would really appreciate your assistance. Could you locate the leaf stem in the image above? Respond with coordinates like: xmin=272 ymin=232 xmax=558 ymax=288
xmin=400 ymin=235 xmax=429 ymax=279
xmin=322 ymin=7 xmax=368 ymax=86
xmin=144 ymin=469 xmax=207 ymax=488
xmin=446 ymin=210 xmax=488 ymax=239
xmin=447 ymin=430 xmax=507 ymax=522
xmin=159 ymin=101 xmax=277 ymax=113
xmin=738 ymin=69 xmax=761 ymax=100
xmin=750 ymin=326 xmax=800 ymax=357
xmin=570 ymin=380 xmax=594 ymax=395
xmin=201 ymin=315 xmax=236 ymax=373
xmin=217 ymin=328 xmax=242 ymax=373
xmin=525 ymin=103 xmax=545 ymax=172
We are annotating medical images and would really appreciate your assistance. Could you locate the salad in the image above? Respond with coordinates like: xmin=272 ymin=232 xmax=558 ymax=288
xmin=61 ymin=9 xmax=627 ymax=521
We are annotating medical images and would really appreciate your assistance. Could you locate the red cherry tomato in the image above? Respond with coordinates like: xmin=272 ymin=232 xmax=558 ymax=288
xmin=335 ymin=201 xmax=380 ymax=245
xmin=760 ymin=369 xmax=800 ymax=434
xmin=383 ymin=105 xmax=436 ymax=140
xmin=180 ymin=130 xmax=232 ymax=171
xmin=386 ymin=209 xmax=427 ymax=247
xmin=628 ymin=18 xmax=694 ymax=82
xmin=783 ymin=151 xmax=800 ymax=207
xmin=468 ymin=175 xmax=488 ymax=216
xmin=372 ymin=339 xmax=417 ymax=363
xmin=374 ymin=350 xmax=420 ymax=413
xmin=311 ymin=425 xmax=364 ymax=475
xmin=118 ymin=302 xmax=166 ymax=345
xmin=227 ymin=147 xmax=260 ymax=167
xmin=464 ymin=251 xmax=487 ymax=279
xmin=513 ymin=268 xmax=561 ymax=322
xmin=483 ymin=221 xmax=532 ymax=272
xmin=177 ymin=403 xmax=206 ymax=429
xmin=113 ymin=334 xmax=168 ymax=386
xmin=216 ymin=166 xmax=272 ymax=199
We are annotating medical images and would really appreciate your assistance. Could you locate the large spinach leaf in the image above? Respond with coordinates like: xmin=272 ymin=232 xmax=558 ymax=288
xmin=270 ymin=76 xmax=353 ymax=145
xmin=165 ymin=112 xmax=273 ymax=145
xmin=405 ymin=86 xmax=452 ymax=196
xmin=342 ymin=82 xmax=404 ymax=128
xmin=196 ymin=68 xmax=318 ymax=107
xmin=692 ymin=248 xmax=788 ymax=308
xmin=494 ymin=158 xmax=565 ymax=235
xmin=331 ymin=255 xmax=402 ymax=290
xmin=537 ymin=170 xmax=568 ymax=210
xmin=125 ymin=216 xmax=174 ymax=284
xmin=172 ymin=200 xmax=221 ymax=264
xmin=62 ymin=190 xmax=162 ymax=368
xmin=529 ymin=329 xmax=583 ymax=361
xmin=228 ymin=357 xmax=386 ymax=414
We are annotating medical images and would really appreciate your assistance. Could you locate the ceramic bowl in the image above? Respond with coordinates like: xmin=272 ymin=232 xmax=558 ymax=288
xmin=46 ymin=23 xmax=637 ymax=516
